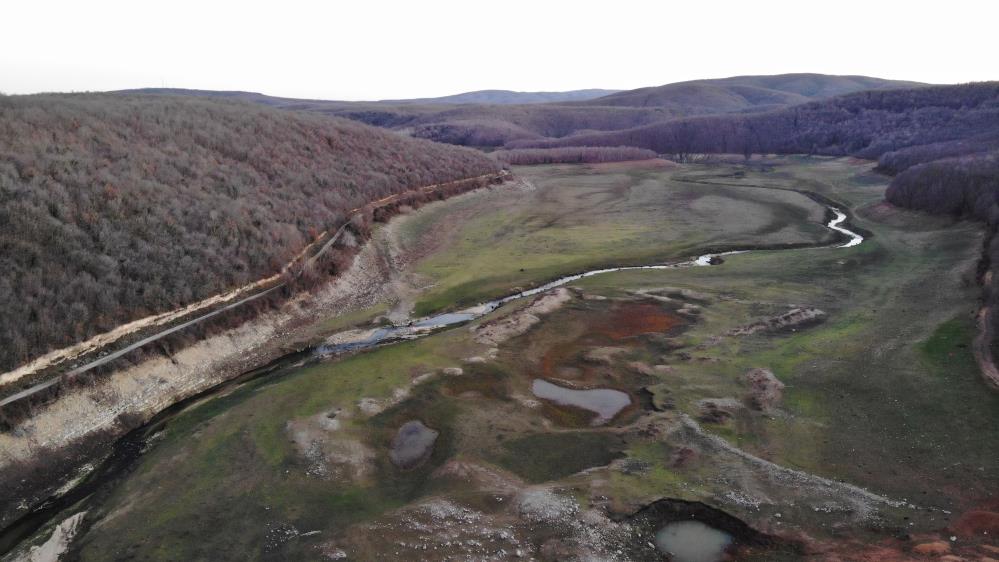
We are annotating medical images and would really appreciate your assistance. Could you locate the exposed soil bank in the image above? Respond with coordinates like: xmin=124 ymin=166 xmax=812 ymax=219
xmin=0 ymin=173 xmax=507 ymax=548
xmin=0 ymin=172 xmax=508 ymax=407
xmin=973 ymin=229 xmax=999 ymax=390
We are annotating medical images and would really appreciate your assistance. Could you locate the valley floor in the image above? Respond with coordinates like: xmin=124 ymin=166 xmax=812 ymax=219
xmin=8 ymin=158 xmax=999 ymax=561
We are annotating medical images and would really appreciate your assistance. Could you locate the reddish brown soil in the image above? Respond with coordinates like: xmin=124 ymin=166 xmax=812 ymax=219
xmin=598 ymin=302 xmax=683 ymax=341
xmin=951 ymin=509 xmax=999 ymax=543
xmin=538 ymin=302 xmax=682 ymax=381
xmin=529 ymin=300 xmax=684 ymax=427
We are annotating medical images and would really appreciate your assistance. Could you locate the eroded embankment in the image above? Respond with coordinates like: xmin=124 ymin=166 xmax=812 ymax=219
xmin=0 ymin=172 xmax=507 ymax=407
xmin=973 ymin=233 xmax=999 ymax=390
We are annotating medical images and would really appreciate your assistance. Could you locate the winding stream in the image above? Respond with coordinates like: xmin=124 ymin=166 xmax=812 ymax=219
xmin=318 ymin=206 xmax=862 ymax=354
xmin=0 ymin=196 xmax=864 ymax=556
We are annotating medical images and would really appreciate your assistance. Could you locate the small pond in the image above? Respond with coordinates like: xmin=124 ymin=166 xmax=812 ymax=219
xmin=531 ymin=379 xmax=630 ymax=425
xmin=654 ymin=520 xmax=733 ymax=562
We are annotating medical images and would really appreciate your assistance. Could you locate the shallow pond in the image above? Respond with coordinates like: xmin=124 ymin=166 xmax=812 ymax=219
xmin=531 ymin=379 xmax=631 ymax=425
xmin=654 ymin=521 xmax=732 ymax=562
xmin=389 ymin=420 xmax=439 ymax=469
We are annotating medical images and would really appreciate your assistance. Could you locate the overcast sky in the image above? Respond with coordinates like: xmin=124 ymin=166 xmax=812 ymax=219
xmin=2 ymin=0 xmax=995 ymax=100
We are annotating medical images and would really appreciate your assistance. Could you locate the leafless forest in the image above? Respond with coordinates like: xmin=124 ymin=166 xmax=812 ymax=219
xmin=0 ymin=94 xmax=499 ymax=371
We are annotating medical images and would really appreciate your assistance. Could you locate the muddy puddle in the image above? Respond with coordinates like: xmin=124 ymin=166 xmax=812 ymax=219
xmin=654 ymin=521 xmax=732 ymax=562
xmin=531 ymin=379 xmax=631 ymax=425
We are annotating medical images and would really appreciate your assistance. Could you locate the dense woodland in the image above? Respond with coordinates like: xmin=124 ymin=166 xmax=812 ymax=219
xmin=508 ymin=83 xmax=999 ymax=157
xmin=492 ymin=146 xmax=657 ymax=165
xmin=886 ymin=151 xmax=999 ymax=221
xmin=0 ymin=94 xmax=499 ymax=372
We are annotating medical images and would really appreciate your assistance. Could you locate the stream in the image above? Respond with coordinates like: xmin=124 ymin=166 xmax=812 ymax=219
xmin=318 ymin=207 xmax=862 ymax=354
xmin=0 ymin=201 xmax=864 ymax=557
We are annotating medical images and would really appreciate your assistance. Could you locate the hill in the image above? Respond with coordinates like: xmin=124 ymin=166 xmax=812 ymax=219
xmin=378 ymin=88 xmax=621 ymax=105
xmin=508 ymin=82 xmax=999 ymax=159
xmin=584 ymin=74 xmax=924 ymax=110
xmin=117 ymin=75 xmax=924 ymax=148
xmin=0 ymin=93 xmax=500 ymax=372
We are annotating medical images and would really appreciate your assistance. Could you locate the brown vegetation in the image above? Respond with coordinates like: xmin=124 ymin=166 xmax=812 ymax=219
xmin=0 ymin=93 xmax=499 ymax=372
xmin=492 ymin=146 xmax=657 ymax=165
xmin=125 ymin=74 xmax=918 ymax=149
xmin=509 ymin=83 xmax=999 ymax=160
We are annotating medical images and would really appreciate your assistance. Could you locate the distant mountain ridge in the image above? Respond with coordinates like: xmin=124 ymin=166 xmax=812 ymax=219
xmin=115 ymin=74 xmax=930 ymax=147
xmin=377 ymin=89 xmax=621 ymax=105
xmin=116 ymin=88 xmax=621 ymax=106
xmin=580 ymin=73 xmax=926 ymax=110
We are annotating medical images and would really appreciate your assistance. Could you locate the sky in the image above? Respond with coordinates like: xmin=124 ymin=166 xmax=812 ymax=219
xmin=2 ymin=0 xmax=996 ymax=100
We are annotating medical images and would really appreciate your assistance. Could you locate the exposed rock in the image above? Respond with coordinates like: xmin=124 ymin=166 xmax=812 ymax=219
xmin=356 ymin=397 xmax=386 ymax=416
xmin=412 ymin=372 xmax=434 ymax=385
xmin=584 ymin=347 xmax=629 ymax=365
xmin=696 ymin=398 xmax=743 ymax=424
xmin=676 ymin=304 xmax=702 ymax=317
xmin=286 ymin=410 xmax=374 ymax=481
xmin=668 ymin=414 xmax=910 ymax=526
xmin=627 ymin=361 xmax=656 ymax=375
xmin=442 ymin=367 xmax=464 ymax=376
xmin=472 ymin=288 xmax=572 ymax=346
xmin=730 ymin=307 xmax=827 ymax=336
xmin=389 ymin=420 xmax=439 ymax=470
xmin=635 ymin=287 xmax=712 ymax=305
xmin=431 ymin=459 xmax=524 ymax=492
xmin=14 ymin=511 xmax=87 ymax=562
xmin=744 ymin=368 xmax=785 ymax=411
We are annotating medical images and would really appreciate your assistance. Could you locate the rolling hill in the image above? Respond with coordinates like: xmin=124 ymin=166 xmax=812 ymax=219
xmin=117 ymin=75 xmax=926 ymax=148
xmin=377 ymin=88 xmax=621 ymax=105
xmin=584 ymin=74 xmax=924 ymax=110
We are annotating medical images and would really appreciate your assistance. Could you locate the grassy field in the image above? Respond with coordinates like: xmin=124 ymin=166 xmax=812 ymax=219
xmin=402 ymin=160 xmax=831 ymax=315
xmin=61 ymin=158 xmax=999 ymax=560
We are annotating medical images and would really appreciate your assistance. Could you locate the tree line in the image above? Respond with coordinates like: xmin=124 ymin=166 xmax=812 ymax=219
xmin=491 ymin=146 xmax=657 ymax=165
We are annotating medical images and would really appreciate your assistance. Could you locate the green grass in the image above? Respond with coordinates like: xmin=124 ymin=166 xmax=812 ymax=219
xmin=920 ymin=316 xmax=977 ymax=369
xmin=407 ymin=162 xmax=832 ymax=315
xmin=492 ymin=431 xmax=627 ymax=483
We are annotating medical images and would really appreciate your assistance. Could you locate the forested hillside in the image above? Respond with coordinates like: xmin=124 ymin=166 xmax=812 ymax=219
xmin=509 ymin=83 xmax=999 ymax=157
xmin=577 ymin=73 xmax=921 ymax=110
xmin=0 ymin=94 xmax=500 ymax=372
xmin=492 ymin=146 xmax=656 ymax=165
xmin=119 ymin=74 xmax=920 ymax=148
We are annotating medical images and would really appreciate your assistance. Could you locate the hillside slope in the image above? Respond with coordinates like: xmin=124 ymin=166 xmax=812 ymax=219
xmin=118 ymin=75 xmax=924 ymax=148
xmin=378 ymin=88 xmax=621 ymax=105
xmin=584 ymin=74 xmax=923 ymax=109
xmin=0 ymin=93 xmax=500 ymax=372
xmin=511 ymin=82 xmax=999 ymax=159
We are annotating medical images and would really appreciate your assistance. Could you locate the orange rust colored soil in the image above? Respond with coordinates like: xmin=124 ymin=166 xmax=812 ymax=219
xmin=952 ymin=509 xmax=999 ymax=539
xmin=598 ymin=302 xmax=683 ymax=341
